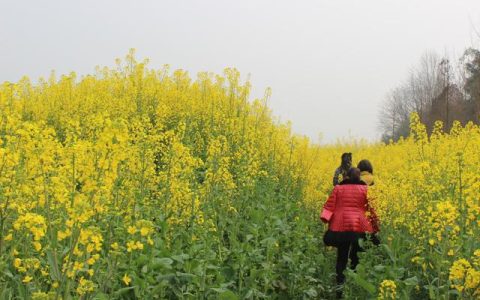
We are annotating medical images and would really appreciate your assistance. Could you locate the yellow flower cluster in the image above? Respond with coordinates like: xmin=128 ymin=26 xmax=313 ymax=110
xmin=426 ymin=200 xmax=460 ymax=249
xmin=76 ymin=276 xmax=96 ymax=296
xmin=13 ymin=214 xmax=46 ymax=238
xmin=377 ymin=279 xmax=396 ymax=299
xmin=13 ymin=213 xmax=47 ymax=251
xmin=31 ymin=291 xmax=56 ymax=300
xmin=449 ymin=251 xmax=480 ymax=297
xmin=13 ymin=257 xmax=45 ymax=284
xmin=126 ymin=219 xmax=154 ymax=252
xmin=62 ymin=226 xmax=103 ymax=279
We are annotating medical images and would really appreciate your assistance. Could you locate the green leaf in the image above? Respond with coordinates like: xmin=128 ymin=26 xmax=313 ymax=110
xmin=351 ymin=273 xmax=376 ymax=295
xmin=175 ymin=271 xmax=196 ymax=279
xmin=156 ymin=273 xmax=176 ymax=281
xmin=260 ymin=237 xmax=275 ymax=246
xmin=136 ymin=254 xmax=149 ymax=265
xmin=92 ymin=292 xmax=109 ymax=300
xmin=282 ymin=254 xmax=293 ymax=264
xmin=303 ymin=288 xmax=317 ymax=297
xmin=2 ymin=270 xmax=14 ymax=279
xmin=404 ymin=276 xmax=418 ymax=286
xmin=150 ymin=257 xmax=173 ymax=270
xmin=1 ymin=287 xmax=12 ymax=300
xmin=171 ymin=254 xmax=189 ymax=263
xmin=114 ymin=286 xmax=135 ymax=296
xmin=373 ymin=265 xmax=385 ymax=272
xmin=218 ymin=289 xmax=239 ymax=300
xmin=46 ymin=250 xmax=61 ymax=281
xmin=212 ymin=287 xmax=239 ymax=299
xmin=358 ymin=238 xmax=365 ymax=248
xmin=206 ymin=264 xmax=220 ymax=270
xmin=448 ymin=289 xmax=461 ymax=296
xmin=428 ymin=285 xmax=436 ymax=300
xmin=211 ymin=287 xmax=228 ymax=293
xmin=381 ymin=244 xmax=396 ymax=263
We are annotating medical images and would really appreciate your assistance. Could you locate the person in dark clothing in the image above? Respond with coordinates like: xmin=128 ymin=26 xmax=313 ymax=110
xmin=333 ymin=153 xmax=352 ymax=186
xmin=321 ymin=168 xmax=380 ymax=298
xmin=335 ymin=236 xmax=363 ymax=284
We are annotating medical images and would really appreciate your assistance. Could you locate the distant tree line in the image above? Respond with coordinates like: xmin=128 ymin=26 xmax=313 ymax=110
xmin=378 ymin=47 xmax=480 ymax=142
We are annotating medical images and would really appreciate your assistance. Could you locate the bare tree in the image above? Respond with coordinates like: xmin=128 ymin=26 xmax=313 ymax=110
xmin=409 ymin=51 xmax=444 ymax=127
xmin=378 ymin=87 xmax=410 ymax=142
xmin=462 ymin=48 xmax=480 ymax=122
xmin=378 ymin=50 xmax=459 ymax=140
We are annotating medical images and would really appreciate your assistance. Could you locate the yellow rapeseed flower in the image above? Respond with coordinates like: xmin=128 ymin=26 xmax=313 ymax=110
xmin=127 ymin=226 xmax=137 ymax=235
xmin=378 ymin=280 xmax=396 ymax=300
xmin=122 ymin=273 xmax=132 ymax=285
xmin=22 ymin=275 xmax=33 ymax=283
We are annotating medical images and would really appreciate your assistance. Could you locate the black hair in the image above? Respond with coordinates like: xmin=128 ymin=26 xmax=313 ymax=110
xmin=339 ymin=167 xmax=366 ymax=185
xmin=340 ymin=152 xmax=352 ymax=169
xmin=357 ymin=159 xmax=373 ymax=174
xmin=347 ymin=167 xmax=361 ymax=182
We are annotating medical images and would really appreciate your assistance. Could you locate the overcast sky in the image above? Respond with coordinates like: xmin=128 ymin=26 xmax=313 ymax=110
xmin=1 ymin=0 xmax=480 ymax=143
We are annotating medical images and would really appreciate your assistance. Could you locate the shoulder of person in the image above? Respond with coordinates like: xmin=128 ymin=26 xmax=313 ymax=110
xmin=340 ymin=179 xmax=366 ymax=186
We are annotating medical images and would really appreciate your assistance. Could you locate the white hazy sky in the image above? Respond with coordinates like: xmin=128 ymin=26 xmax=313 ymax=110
xmin=1 ymin=0 xmax=480 ymax=143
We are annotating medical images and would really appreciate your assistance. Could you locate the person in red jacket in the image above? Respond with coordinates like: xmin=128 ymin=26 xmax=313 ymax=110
xmin=320 ymin=167 xmax=380 ymax=297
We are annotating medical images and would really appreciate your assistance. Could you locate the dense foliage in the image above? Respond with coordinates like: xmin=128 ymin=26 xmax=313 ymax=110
xmin=0 ymin=51 xmax=478 ymax=299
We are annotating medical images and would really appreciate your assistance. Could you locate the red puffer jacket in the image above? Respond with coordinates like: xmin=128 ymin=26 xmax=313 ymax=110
xmin=321 ymin=183 xmax=379 ymax=233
